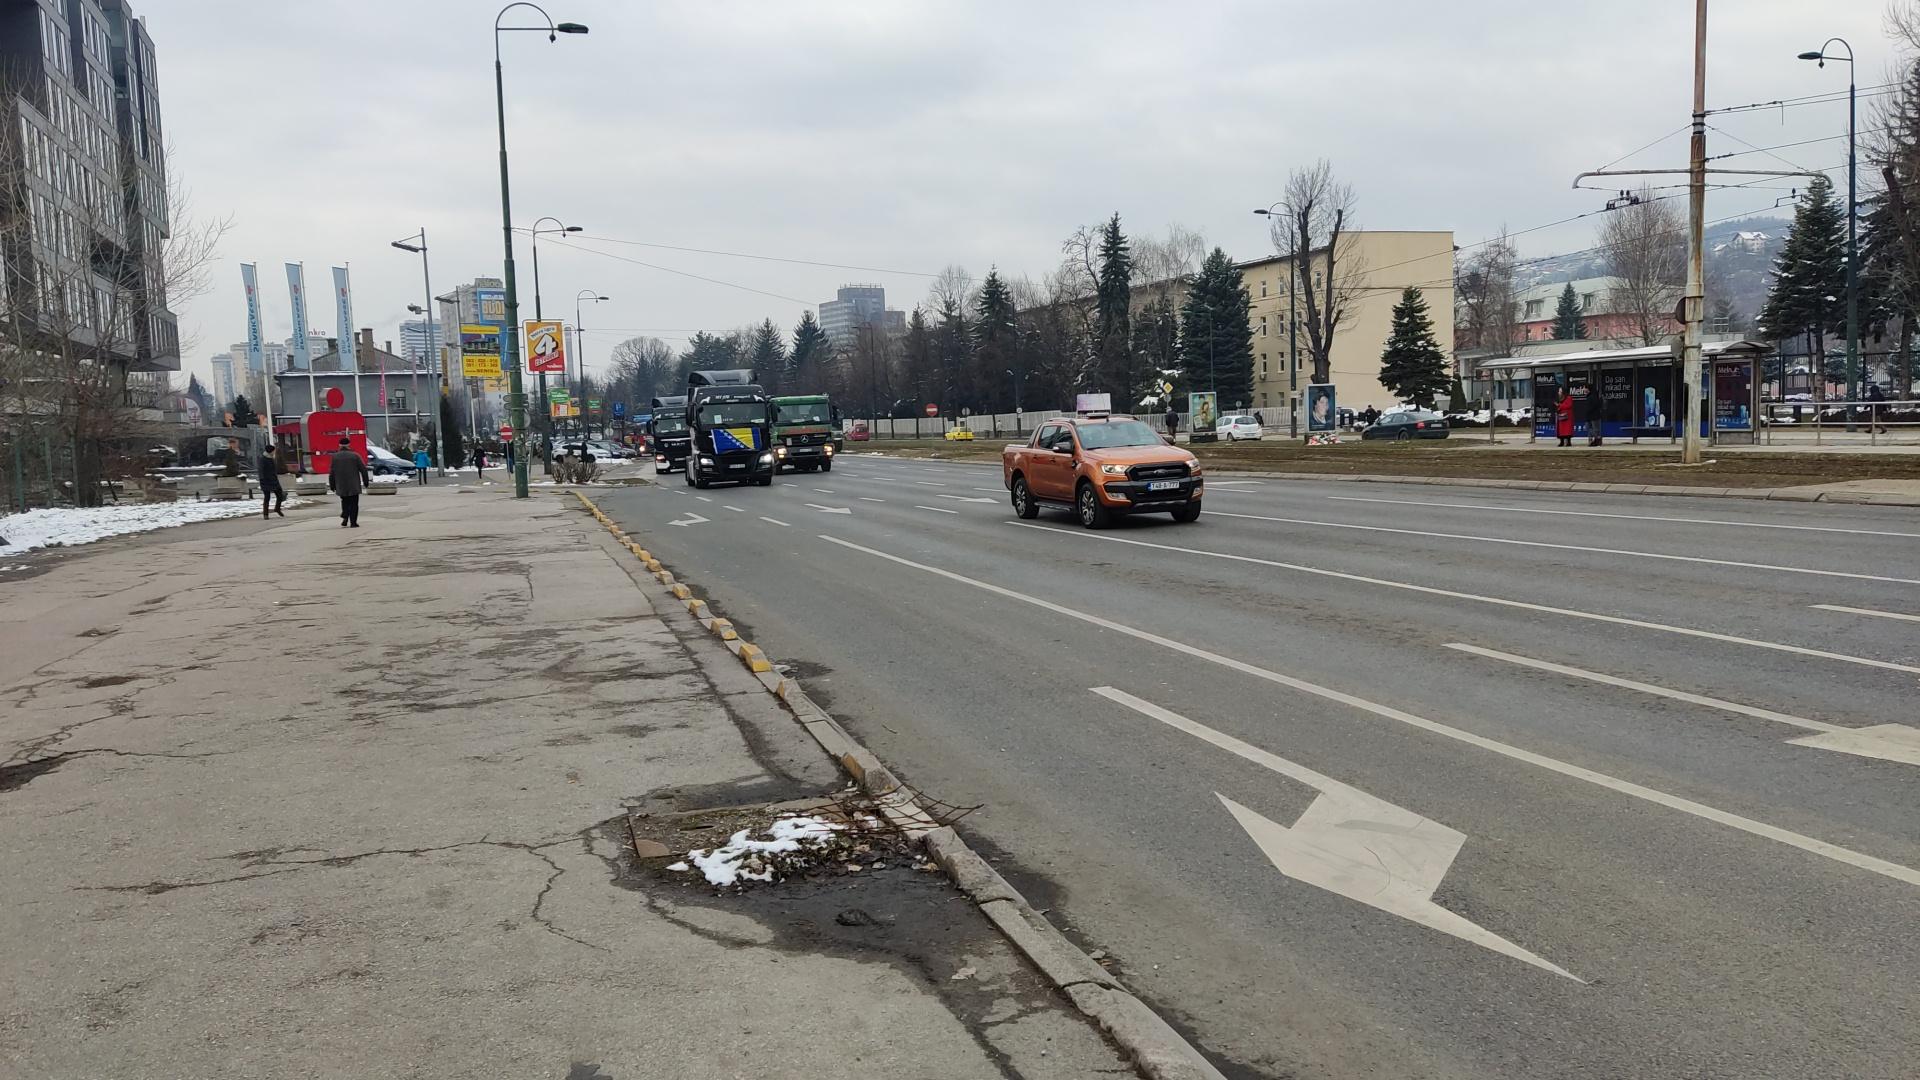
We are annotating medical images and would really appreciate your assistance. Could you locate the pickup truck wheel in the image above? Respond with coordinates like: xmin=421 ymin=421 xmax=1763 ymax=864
xmin=1010 ymin=476 xmax=1039 ymax=519
xmin=1172 ymin=500 xmax=1202 ymax=523
xmin=1076 ymin=481 xmax=1112 ymax=529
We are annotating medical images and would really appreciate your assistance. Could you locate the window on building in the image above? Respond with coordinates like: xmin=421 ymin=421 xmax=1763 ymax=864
xmin=390 ymin=389 xmax=409 ymax=413
xmin=1260 ymin=280 xmax=1268 ymax=297
xmin=1581 ymin=292 xmax=1596 ymax=312
xmin=1259 ymin=315 xmax=1267 ymax=336
xmin=1260 ymin=354 xmax=1268 ymax=377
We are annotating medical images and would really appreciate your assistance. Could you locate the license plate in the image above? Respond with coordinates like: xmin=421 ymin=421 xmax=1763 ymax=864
xmin=1148 ymin=480 xmax=1179 ymax=491
xmin=728 ymin=463 xmax=745 ymax=470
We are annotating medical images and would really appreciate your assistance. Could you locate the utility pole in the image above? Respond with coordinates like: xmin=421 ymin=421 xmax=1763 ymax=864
xmin=1679 ymin=0 xmax=1707 ymax=465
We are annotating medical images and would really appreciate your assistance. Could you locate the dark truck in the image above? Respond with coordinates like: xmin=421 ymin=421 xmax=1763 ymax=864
xmin=685 ymin=369 xmax=776 ymax=488
xmin=648 ymin=394 xmax=691 ymax=474
xmin=770 ymin=394 xmax=842 ymax=472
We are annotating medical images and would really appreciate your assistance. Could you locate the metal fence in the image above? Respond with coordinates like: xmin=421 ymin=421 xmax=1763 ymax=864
xmin=1759 ymin=399 xmax=1920 ymax=445
xmin=1 ymin=433 xmax=73 ymax=513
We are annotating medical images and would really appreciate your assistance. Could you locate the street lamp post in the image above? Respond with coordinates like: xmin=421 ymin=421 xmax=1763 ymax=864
xmin=1255 ymin=204 xmax=1299 ymax=438
xmin=495 ymin=3 xmax=588 ymax=498
xmin=390 ymin=230 xmax=444 ymax=475
xmin=576 ymin=289 xmax=608 ymax=440
xmin=528 ymin=216 xmax=581 ymax=467
xmin=1798 ymin=39 xmax=1858 ymax=405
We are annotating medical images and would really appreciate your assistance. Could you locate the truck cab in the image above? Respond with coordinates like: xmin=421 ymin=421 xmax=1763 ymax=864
xmin=648 ymin=395 xmax=691 ymax=474
xmin=685 ymin=370 xmax=776 ymax=488
xmin=771 ymin=394 xmax=841 ymax=472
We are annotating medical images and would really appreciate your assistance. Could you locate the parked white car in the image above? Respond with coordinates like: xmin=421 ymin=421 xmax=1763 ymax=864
xmin=1216 ymin=415 xmax=1263 ymax=441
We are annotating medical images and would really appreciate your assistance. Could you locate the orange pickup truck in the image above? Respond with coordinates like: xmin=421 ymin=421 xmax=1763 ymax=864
xmin=1003 ymin=414 xmax=1202 ymax=527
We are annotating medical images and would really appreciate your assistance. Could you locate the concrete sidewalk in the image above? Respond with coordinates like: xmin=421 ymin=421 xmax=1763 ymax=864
xmin=0 ymin=485 xmax=1126 ymax=1079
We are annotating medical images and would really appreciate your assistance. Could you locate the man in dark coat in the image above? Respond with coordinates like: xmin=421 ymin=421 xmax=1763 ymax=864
xmin=327 ymin=437 xmax=370 ymax=528
xmin=1164 ymin=406 xmax=1179 ymax=441
xmin=258 ymin=444 xmax=285 ymax=520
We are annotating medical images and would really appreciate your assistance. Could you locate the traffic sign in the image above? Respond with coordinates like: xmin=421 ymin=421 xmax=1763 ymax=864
xmin=499 ymin=424 xmax=514 ymax=440
xmin=924 ymin=402 xmax=938 ymax=417
xmin=547 ymin=387 xmax=568 ymax=404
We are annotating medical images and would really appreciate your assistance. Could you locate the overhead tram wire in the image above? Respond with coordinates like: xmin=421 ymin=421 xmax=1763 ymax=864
xmin=549 ymin=237 xmax=816 ymax=305
xmin=557 ymin=235 xmax=940 ymax=278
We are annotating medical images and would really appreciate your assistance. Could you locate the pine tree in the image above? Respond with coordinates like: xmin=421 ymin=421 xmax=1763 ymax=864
xmin=935 ymin=297 xmax=970 ymax=415
xmin=972 ymin=268 xmax=1018 ymax=412
xmin=229 ymin=394 xmax=257 ymax=427
xmin=1093 ymin=213 xmax=1134 ymax=402
xmin=787 ymin=311 xmax=831 ymax=391
xmin=1759 ymin=174 xmax=1846 ymax=377
xmin=1551 ymin=283 xmax=1587 ymax=340
xmin=1178 ymin=248 xmax=1255 ymax=407
xmin=747 ymin=318 xmax=788 ymax=394
xmin=1132 ymin=300 xmax=1181 ymax=408
xmin=902 ymin=307 xmax=934 ymax=416
xmin=1378 ymin=287 xmax=1450 ymax=408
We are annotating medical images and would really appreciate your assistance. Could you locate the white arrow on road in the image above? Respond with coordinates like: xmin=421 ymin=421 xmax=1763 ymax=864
xmin=667 ymin=513 xmax=709 ymax=528
xmin=1092 ymin=686 xmax=1579 ymax=981
xmin=935 ymin=494 xmax=998 ymax=504
xmin=804 ymin=503 xmax=852 ymax=515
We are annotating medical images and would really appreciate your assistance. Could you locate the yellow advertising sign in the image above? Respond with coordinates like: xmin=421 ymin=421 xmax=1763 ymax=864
xmin=460 ymin=323 xmax=502 ymax=379
xmin=524 ymin=320 xmax=566 ymax=375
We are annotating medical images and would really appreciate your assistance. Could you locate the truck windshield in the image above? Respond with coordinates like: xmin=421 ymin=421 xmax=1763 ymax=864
xmin=1076 ymin=420 xmax=1163 ymax=449
xmin=777 ymin=403 xmax=831 ymax=425
xmin=698 ymin=403 xmax=769 ymax=427
xmin=652 ymin=415 xmax=687 ymax=435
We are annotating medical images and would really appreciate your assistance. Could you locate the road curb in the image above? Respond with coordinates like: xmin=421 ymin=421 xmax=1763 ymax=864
xmin=569 ymin=491 xmax=1227 ymax=1080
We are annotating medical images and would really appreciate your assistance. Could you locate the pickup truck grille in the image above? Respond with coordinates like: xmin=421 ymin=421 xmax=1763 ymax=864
xmin=1127 ymin=462 xmax=1191 ymax=482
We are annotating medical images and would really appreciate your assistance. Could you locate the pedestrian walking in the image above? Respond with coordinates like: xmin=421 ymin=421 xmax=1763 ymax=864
xmin=1867 ymin=381 xmax=1890 ymax=434
xmin=1164 ymin=406 xmax=1179 ymax=441
xmin=505 ymin=439 xmax=516 ymax=475
xmin=472 ymin=445 xmax=487 ymax=480
xmin=412 ymin=448 xmax=430 ymax=485
xmin=328 ymin=437 xmax=370 ymax=528
xmin=1554 ymin=388 xmax=1575 ymax=447
xmin=257 ymin=443 xmax=286 ymax=520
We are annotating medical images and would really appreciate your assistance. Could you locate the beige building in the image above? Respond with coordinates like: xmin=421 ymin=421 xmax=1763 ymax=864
xmin=1240 ymin=230 xmax=1455 ymax=426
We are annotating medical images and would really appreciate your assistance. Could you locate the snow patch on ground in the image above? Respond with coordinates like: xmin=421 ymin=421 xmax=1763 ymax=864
xmin=673 ymin=815 xmax=847 ymax=887
xmin=0 ymin=500 xmax=303 ymax=558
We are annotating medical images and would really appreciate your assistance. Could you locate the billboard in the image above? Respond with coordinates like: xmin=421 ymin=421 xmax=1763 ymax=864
xmin=1306 ymin=384 xmax=1337 ymax=432
xmin=460 ymin=323 xmax=503 ymax=379
xmin=475 ymin=287 xmax=506 ymax=325
xmin=524 ymin=319 xmax=565 ymax=374
xmin=1188 ymin=392 xmax=1218 ymax=432
xmin=1714 ymin=360 xmax=1753 ymax=431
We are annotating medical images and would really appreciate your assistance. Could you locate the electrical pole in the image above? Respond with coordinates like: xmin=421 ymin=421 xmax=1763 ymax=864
xmin=1679 ymin=0 xmax=1708 ymax=465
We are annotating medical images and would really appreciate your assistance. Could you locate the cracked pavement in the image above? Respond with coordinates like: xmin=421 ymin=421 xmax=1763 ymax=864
xmin=0 ymin=485 xmax=1128 ymax=1079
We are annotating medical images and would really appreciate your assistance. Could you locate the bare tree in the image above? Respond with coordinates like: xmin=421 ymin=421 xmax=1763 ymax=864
xmin=1455 ymin=231 xmax=1522 ymax=355
xmin=926 ymin=264 xmax=975 ymax=314
xmin=1272 ymin=161 xmax=1364 ymax=385
xmin=1133 ymin=223 xmax=1206 ymax=306
xmin=1598 ymin=188 xmax=1686 ymax=346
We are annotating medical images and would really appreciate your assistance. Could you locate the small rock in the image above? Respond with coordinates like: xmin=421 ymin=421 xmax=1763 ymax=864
xmin=632 ymin=839 xmax=672 ymax=859
xmin=835 ymin=908 xmax=878 ymax=927
xmin=1088 ymin=949 xmax=1106 ymax=960
xmin=950 ymin=965 xmax=977 ymax=981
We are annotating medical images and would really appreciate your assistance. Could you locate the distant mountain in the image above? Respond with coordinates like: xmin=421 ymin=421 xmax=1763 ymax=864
xmin=1515 ymin=214 xmax=1787 ymax=332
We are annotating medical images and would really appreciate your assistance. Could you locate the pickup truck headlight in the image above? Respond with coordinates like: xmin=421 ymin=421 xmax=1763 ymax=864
xmin=1099 ymin=463 xmax=1130 ymax=476
xmin=1188 ymin=465 xmax=1203 ymax=477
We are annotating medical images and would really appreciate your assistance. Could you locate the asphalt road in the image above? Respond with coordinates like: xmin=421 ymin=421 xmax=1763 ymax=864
xmin=596 ymin=455 xmax=1920 ymax=1080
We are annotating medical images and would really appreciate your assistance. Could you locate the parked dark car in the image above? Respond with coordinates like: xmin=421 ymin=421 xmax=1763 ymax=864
xmin=1360 ymin=410 xmax=1450 ymax=441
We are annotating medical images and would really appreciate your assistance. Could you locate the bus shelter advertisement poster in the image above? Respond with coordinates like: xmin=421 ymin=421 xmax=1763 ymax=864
xmin=1188 ymin=392 xmax=1217 ymax=432
xmin=1715 ymin=361 xmax=1753 ymax=430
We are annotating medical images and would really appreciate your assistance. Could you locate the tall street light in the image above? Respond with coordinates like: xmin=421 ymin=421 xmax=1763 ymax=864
xmin=1255 ymin=204 xmax=1299 ymax=437
xmin=390 ymin=230 xmax=445 ymax=475
xmin=576 ymin=289 xmax=608 ymax=440
xmin=1798 ymin=39 xmax=1858 ymax=404
xmin=528 ymin=216 xmax=581 ymax=467
xmin=495 ymin=3 xmax=588 ymax=497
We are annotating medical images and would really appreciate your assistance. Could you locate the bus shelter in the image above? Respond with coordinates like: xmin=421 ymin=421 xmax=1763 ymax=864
xmin=1478 ymin=340 xmax=1766 ymax=445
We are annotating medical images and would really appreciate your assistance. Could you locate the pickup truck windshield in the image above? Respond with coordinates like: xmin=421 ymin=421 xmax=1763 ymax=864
xmin=698 ymin=403 xmax=769 ymax=427
xmin=777 ymin=403 xmax=831 ymax=425
xmin=652 ymin=415 xmax=687 ymax=435
xmin=1075 ymin=420 xmax=1163 ymax=449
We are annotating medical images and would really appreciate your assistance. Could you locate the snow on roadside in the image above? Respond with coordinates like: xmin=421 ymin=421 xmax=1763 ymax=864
xmin=0 ymin=499 xmax=302 ymax=558
xmin=673 ymin=815 xmax=848 ymax=887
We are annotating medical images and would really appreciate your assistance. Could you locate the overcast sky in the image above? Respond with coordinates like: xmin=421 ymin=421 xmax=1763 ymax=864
xmin=148 ymin=0 xmax=1893 ymax=385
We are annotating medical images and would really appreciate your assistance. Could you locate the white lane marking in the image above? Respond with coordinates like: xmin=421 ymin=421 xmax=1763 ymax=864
xmin=1813 ymin=604 xmax=1920 ymax=624
xmin=914 ymin=505 xmax=960 ymax=514
xmin=859 ymin=497 xmax=886 ymax=503
xmin=1094 ymin=687 xmax=1576 ymax=981
xmin=973 ymin=487 xmax=1004 ymax=494
xmin=760 ymin=516 xmax=791 ymax=527
xmin=1207 ymin=481 xmax=1265 ymax=487
xmin=667 ymin=513 xmax=708 ymax=528
xmin=1442 ymin=644 xmax=1844 ymax=734
xmin=804 ymin=503 xmax=852 ymax=515
xmin=723 ymin=505 xmax=746 ymax=513
xmin=812 ymin=488 xmax=836 ymax=494
xmin=670 ymin=489 xmax=687 ymax=495
xmin=1006 ymin=523 xmax=1920 ymax=676
xmin=815 ymin=533 xmax=1920 ymax=890
xmin=935 ymin=494 xmax=997 ymax=504
xmin=695 ymin=496 xmax=713 ymax=503
xmin=914 ymin=481 xmax=947 ymax=487
xmin=1327 ymin=495 xmax=1920 ymax=540
xmin=1206 ymin=509 xmax=1920 ymax=587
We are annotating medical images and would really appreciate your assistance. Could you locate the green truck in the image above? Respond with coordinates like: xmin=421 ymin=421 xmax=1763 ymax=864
xmin=770 ymin=395 xmax=842 ymax=472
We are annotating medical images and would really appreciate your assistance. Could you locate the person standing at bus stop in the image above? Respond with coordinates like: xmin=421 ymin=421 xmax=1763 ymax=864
xmin=329 ymin=437 xmax=370 ymax=528
xmin=1554 ymin=387 xmax=1575 ymax=447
